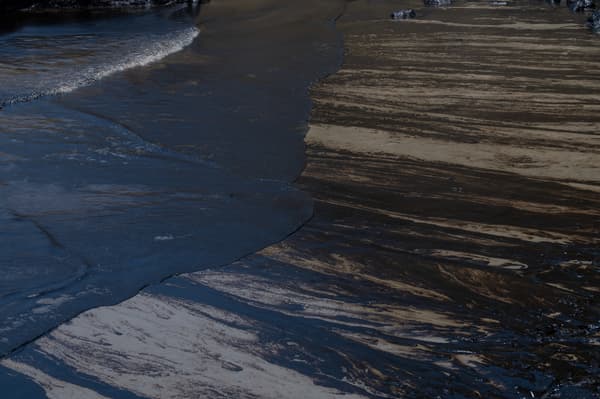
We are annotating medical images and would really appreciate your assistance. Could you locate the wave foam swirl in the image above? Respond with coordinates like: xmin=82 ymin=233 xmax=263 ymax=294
xmin=1 ymin=26 xmax=199 ymax=107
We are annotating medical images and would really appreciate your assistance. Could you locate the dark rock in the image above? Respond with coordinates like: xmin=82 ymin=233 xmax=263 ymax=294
xmin=588 ymin=9 xmax=600 ymax=31
xmin=567 ymin=0 xmax=595 ymax=12
xmin=0 ymin=0 xmax=190 ymax=11
xmin=390 ymin=9 xmax=416 ymax=19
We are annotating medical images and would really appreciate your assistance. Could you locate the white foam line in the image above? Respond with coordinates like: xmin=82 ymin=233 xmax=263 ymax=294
xmin=2 ymin=26 xmax=199 ymax=106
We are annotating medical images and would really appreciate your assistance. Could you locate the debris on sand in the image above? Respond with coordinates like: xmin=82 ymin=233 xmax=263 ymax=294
xmin=390 ymin=9 xmax=416 ymax=19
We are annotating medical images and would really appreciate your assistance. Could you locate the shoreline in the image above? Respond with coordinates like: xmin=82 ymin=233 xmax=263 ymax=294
xmin=2 ymin=0 xmax=600 ymax=397
xmin=0 ymin=0 xmax=343 ymax=360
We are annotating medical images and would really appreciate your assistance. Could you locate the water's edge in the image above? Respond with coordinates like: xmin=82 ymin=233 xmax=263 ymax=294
xmin=0 ymin=0 xmax=346 ymax=358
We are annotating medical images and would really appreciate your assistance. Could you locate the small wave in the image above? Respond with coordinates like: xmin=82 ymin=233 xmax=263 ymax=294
xmin=1 ymin=27 xmax=199 ymax=107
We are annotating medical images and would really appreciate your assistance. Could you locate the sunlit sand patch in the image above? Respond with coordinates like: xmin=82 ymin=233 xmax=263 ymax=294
xmin=545 ymin=282 xmax=576 ymax=293
xmin=437 ymin=266 xmax=516 ymax=304
xmin=432 ymin=41 xmax=600 ymax=53
xmin=338 ymin=69 xmax=600 ymax=92
xmin=320 ymin=86 xmax=600 ymax=116
xmin=189 ymin=272 xmax=386 ymax=328
xmin=564 ymin=182 xmax=600 ymax=194
xmin=6 ymin=292 xmax=367 ymax=399
xmin=410 ymin=19 xmax=580 ymax=30
xmin=426 ymin=249 xmax=528 ymax=270
xmin=582 ymin=286 xmax=600 ymax=293
xmin=317 ymin=85 xmax=600 ymax=147
xmin=452 ymin=353 xmax=517 ymax=392
xmin=259 ymin=246 xmax=451 ymax=301
xmin=189 ymin=269 xmax=461 ymax=331
xmin=454 ymin=353 xmax=486 ymax=368
xmin=446 ymin=195 xmax=600 ymax=217
xmin=193 ymin=260 xmax=475 ymax=343
xmin=480 ymin=317 xmax=500 ymax=324
xmin=557 ymin=260 xmax=596 ymax=269
xmin=434 ymin=359 xmax=457 ymax=370
xmin=319 ymin=197 xmax=577 ymax=244
xmin=333 ymin=330 xmax=429 ymax=357
xmin=351 ymin=223 xmax=520 ymax=249
xmin=338 ymin=374 xmax=398 ymax=399
xmin=314 ymin=99 xmax=600 ymax=143
xmin=307 ymin=124 xmax=600 ymax=184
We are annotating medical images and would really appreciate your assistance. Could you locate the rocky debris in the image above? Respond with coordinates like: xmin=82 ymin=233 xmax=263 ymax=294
xmin=567 ymin=0 xmax=595 ymax=12
xmin=0 ymin=0 xmax=191 ymax=11
xmin=588 ymin=9 xmax=600 ymax=31
xmin=423 ymin=0 xmax=452 ymax=5
xmin=390 ymin=9 xmax=416 ymax=19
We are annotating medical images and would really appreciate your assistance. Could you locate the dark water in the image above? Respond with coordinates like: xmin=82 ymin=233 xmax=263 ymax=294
xmin=0 ymin=0 xmax=343 ymax=356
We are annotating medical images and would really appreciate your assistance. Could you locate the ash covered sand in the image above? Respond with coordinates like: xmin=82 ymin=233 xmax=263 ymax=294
xmin=3 ymin=0 xmax=600 ymax=398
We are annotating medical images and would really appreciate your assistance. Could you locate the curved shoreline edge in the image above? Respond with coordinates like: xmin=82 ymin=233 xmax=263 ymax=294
xmin=0 ymin=0 xmax=345 ymax=361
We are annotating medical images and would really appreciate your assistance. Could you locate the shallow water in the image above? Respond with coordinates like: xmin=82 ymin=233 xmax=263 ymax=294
xmin=0 ymin=0 xmax=344 ymax=356
xmin=0 ymin=9 xmax=199 ymax=105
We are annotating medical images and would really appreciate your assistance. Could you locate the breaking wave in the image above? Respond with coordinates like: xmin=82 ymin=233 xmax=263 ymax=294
xmin=1 ymin=26 xmax=199 ymax=107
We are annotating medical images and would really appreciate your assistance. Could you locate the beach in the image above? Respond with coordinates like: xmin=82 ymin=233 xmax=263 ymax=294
xmin=0 ymin=0 xmax=342 ymax=358
xmin=2 ymin=0 xmax=600 ymax=397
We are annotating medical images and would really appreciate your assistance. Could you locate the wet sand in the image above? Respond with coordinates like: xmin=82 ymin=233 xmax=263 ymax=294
xmin=3 ymin=0 xmax=600 ymax=398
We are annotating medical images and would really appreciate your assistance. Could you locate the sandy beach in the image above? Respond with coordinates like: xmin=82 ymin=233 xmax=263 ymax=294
xmin=2 ymin=0 xmax=600 ymax=397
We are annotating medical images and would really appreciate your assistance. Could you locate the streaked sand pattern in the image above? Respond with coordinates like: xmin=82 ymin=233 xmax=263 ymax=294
xmin=3 ymin=0 xmax=600 ymax=398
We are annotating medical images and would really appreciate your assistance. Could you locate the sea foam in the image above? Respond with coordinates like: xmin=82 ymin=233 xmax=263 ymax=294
xmin=1 ymin=27 xmax=199 ymax=107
